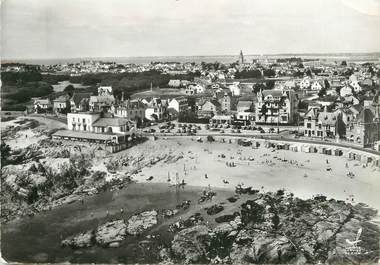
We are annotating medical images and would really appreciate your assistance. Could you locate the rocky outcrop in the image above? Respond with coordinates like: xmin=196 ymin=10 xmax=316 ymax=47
xmin=95 ymin=220 xmax=127 ymax=246
xmin=127 ymin=210 xmax=158 ymax=236
xmin=171 ymin=225 xmax=211 ymax=263
xmin=61 ymin=230 xmax=94 ymax=248
xmin=205 ymin=204 xmax=224 ymax=215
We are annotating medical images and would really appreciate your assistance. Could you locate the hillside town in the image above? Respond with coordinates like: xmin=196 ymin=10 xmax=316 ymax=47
xmin=18 ymin=51 xmax=380 ymax=151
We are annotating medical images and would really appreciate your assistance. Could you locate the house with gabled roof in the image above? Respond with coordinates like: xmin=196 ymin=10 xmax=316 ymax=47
xmin=70 ymin=92 xmax=92 ymax=112
xmin=255 ymin=89 xmax=297 ymax=124
xmin=53 ymin=94 xmax=71 ymax=114
xmin=346 ymin=106 xmax=379 ymax=147
xmin=303 ymin=107 xmax=345 ymax=138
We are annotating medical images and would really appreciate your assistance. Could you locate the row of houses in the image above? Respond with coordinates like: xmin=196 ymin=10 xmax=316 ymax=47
xmin=303 ymin=95 xmax=380 ymax=147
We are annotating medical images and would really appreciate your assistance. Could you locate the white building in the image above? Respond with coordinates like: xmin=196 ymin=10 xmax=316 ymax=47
xmin=168 ymin=97 xmax=188 ymax=113
xmin=311 ymin=81 xmax=323 ymax=91
xmin=228 ymin=82 xmax=241 ymax=96
xmin=299 ymin=77 xmax=311 ymax=90
xmin=340 ymin=84 xmax=353 ymax=97
xmin=67 ymin=112 xmax=101 ymax=132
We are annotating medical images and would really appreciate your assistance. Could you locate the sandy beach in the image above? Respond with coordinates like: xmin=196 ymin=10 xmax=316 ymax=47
xmin=127 ymin=137 xmax=380 ymax=212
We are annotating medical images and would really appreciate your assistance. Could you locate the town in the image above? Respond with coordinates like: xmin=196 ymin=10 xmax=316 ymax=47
xmin=3 ymin=51 xmax=379 ymax=151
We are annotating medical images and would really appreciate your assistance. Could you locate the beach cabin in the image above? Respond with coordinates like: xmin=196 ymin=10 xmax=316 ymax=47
xmin=290 ymin=145 xmax=299 ymax=152
xmin=373 ymin=158 xmax=380 ymax=167
xmin=252 ymin=141 xmax=260 ymax=148
xmin=318 ymin=146 xmax=326 ymax=154
xmin=325 ymin=148 xmax=332 ymax=155
xmin=334 ymin=149 xmax=343 ymax=156
xmin=284 ymin=143 xmax=290 ymax=150
xmin=302 ymin=145 xmax=310 ymax=153
xmin=309 ymin=146 xmax=317 ymax=153
xmin=276 ymin=143 xmax=285 ymax=150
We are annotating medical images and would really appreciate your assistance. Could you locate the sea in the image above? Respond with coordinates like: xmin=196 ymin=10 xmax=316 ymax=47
xmin=2 ymin=53 xmax=380 ymax=65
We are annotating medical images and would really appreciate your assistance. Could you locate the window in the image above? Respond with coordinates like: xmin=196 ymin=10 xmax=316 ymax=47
xmin=83 ymin=118 xmax=86 ymax=123
xmin=83 ymin=125 xmax=87 ymax=131
xmin=307 ymin=123 xmax=311 ymax=129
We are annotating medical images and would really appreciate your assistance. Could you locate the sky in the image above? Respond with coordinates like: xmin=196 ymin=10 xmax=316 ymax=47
xmin=1 ymin=0 xmax=380 ymax=59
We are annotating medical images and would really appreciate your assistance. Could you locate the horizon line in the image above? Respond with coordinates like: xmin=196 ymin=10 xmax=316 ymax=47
xmin=2 ymin=51 xmax=380 ymax=62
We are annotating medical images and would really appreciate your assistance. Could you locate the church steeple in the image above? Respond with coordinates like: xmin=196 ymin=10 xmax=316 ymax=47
xmin=239 ymin=50 xmax=244 ymax=64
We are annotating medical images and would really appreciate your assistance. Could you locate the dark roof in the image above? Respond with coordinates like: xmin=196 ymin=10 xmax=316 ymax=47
xmin=207 ymin=99 xmax=221 ymax=107
xmin=53 ymin=95 xmax=70 ymax=102
xmin=52 ymin=130 xmax=116 ymax=141
xmin=71 ymin=92 xmax=92 ymax=106
xmin=350 ymin=104 xmax=363 ymax=113
xmin=305 ymin=108 xmax=319 ymax=119
xmin=93 ymin=118 xmax=131 ymax=127
xmin=356 ymin=107 xmax=376 ymax=123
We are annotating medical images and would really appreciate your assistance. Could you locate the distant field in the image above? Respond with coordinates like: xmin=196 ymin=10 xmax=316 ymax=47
xmin=130 ymin=88 xmax=186 ymax=99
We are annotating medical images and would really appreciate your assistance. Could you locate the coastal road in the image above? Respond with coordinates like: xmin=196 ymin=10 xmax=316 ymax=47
xmin=144 ymin=132 xmax=380 ymax=156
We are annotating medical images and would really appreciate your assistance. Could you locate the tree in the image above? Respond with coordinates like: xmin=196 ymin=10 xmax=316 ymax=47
xmin=265 ymin=80 xmax=275 ymax=90
xmin=305 ymin=68 xmax=313 ymax=77
xmin=260 ymin=103 xmax=268 ymax=121
xmin=263 ymin=68 xmax=276 ymax=77
xmin=324 ymin=79 xmax=330 ymax=90
xmin=64 ymin=84 xmax=75 ymax=97
xmin=318 ymin=88 xmax=327 ymax=98
xmin=253 ymin=83 xmax=265 ymax=94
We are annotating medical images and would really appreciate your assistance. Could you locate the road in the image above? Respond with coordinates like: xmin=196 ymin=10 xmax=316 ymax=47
xmin=144 ymin=132 xmax=380 ymax=156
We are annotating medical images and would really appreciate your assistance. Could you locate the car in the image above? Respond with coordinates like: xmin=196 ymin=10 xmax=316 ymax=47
xmin=220 ymin=129 xmax=225 ymax=133
xmin=150 ymin=128 xmax=156 ymax=133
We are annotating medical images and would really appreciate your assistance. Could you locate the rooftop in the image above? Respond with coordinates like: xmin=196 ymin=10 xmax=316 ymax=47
xmin=52 ymin=130 xmax=117 ymax=141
